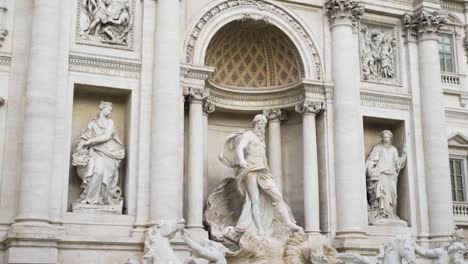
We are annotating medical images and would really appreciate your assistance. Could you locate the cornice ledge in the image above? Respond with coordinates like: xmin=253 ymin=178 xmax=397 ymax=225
xmin=180 ymin=64 xmax=215 ymax=81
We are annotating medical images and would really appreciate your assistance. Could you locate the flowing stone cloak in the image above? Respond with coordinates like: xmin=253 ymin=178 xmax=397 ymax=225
xmin=207 ymin=131 xmax=290 ymax=239
xmin=73 ymin=117 xmax=125 ymax=204
xmin=366 ymin=143 xmax=405 ymax=221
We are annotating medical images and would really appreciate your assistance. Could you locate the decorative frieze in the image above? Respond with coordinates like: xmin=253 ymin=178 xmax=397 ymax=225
xmin=361 ymin=92 xmax=412 ymax=111
xmin=77 ymin=0 xmax=135 ymax=50
xmin=295 ymin=100 xmax=325 ymax=116
xmin=360 ymin=23 xmax=400 ymax=84
xmin=403 ymin=10 xmax=447 ymax=41
xmin=209 ymin=85 xmax=305 ymax=110
xmin=324 ymin=0 xmax=364 ymax=27
xmin=0 ymin=55 xmax=10 ymax=66
xmin=68 ymin=54 xmax=141 ymax=78
xmin=180 ymin=65 xmax=214 ymax=81
xmin=184 ymin=0 xmax=322 ymax=80
xmin=446 ymin=108 xmax=468 ymax=120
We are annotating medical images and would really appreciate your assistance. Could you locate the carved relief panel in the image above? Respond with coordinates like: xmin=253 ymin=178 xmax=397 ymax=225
xmin=360 ymin=22 xmax=400 ymax=85
xmin=77 ymin=0 xmax=135 ymax=50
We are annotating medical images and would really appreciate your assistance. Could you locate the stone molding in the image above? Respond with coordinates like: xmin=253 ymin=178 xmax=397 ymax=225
xmin=184 ymin=0 xmax=323 ymax=80
xmin=0 ymin=55 xmax=11 ymax=66
xmin=446 ymin=108 xmax=468 ymax=120
xmin=68 ymin=54 xmax=141 ymax=78
xmin=403 ymin=10 xmax=447 ymax=42
xmin=263 ymin=108 xmax=287 ymax=122
xmin=324 ymin=0 xmax=364 ymax=28
xmin=360 ymin=91 xmax=412 ymax=111
xmin=180 ymin=64 xmax=214 ymax=81
xmin=441 ymin=1 xmax=463 ymax=12
xmin=295 ymin=100 xmax=325 ymax=116
xmin=207 ymin=80 xmax=327 ymax=111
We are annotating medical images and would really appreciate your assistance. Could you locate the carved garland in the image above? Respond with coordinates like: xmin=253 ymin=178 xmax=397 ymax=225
xmin=185 ymin=0 xmax=322 ymax=80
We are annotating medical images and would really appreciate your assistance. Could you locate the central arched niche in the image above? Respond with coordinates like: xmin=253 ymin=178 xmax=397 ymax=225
xmin=204 ymin=20 xmax=305 ymax=89
xmin=202 ymin=19 xmax=308 ymax=228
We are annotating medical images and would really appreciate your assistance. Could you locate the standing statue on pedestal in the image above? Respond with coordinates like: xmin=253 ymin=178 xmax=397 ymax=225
xmin=72 ymin=101 xmax=125 ymax=213
xmin=366 ymin=130 xmax=407 ymax=225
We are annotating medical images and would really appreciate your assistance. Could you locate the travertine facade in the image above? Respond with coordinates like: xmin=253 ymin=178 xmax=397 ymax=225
xmin=1 ymin=0 xmax=468 ymax=263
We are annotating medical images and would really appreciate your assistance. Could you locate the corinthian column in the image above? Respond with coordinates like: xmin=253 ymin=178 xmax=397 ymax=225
xmin=325 ymin=0 xmax=368 ymax=245
xmin=150 ymin=0 xmax=182 ymax=222
xmin=404 ymin=10 xmax=454 ymax=240
xmin=295 ymin=100 xmax=323 ymax=235
xmin=263 ymin=109 xmax=286 ymax=192
xmin=186 ymin=88 xmax=209 ymax=234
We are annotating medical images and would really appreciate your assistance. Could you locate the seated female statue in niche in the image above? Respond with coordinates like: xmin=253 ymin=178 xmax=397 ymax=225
xmin=72 ymin=101 xmax=125 ymax=207
xmin=366 ymin=130 xmax=407 ymax=225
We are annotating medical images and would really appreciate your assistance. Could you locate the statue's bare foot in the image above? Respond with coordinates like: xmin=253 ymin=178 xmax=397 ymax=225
xmin=288 ymin=223 xmax=302 ymax=232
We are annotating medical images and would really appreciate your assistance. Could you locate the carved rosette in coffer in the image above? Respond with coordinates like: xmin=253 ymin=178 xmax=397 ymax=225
xmin=359 ymin=21 xmax=401 ymax=85
xmin=76 ymin=0 xmax=135 ymax=50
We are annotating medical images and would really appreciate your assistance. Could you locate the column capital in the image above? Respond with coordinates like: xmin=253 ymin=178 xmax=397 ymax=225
xmin=325 ymin=0 xmax=364 ymax=28
xmin=295 ymin=101 xmax=325 ymax=116
xmin=263 ymin=108 xmax=287 ymax=123
xmin=184 ymin=87 xmax=209 ymax=103
xmin=403 ymin=10 xmax=447 ymax=42
xmin=203 ymin=100 xmax=215 ymax=116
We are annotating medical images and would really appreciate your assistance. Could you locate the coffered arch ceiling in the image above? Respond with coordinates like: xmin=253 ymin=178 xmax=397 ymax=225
xmin=204 ymin=20 xmax=305 ymax=89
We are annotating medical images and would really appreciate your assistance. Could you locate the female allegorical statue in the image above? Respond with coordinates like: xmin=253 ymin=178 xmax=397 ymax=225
xmin=366 ymin=130 xmax=407 ymax=225
xmin=72 ymin=101 xmax=125 ymax=206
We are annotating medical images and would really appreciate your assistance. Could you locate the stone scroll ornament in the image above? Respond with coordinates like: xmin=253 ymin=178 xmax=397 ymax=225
xmin=360 ymin=26 xmax=397 ymax=81
xmin=79 ymin=0 xmax=133 ymax=47
xmin=366 ymin=130 xmax=407 ymax=226
xmin=71 ymin=101 xmax=125 ymax=213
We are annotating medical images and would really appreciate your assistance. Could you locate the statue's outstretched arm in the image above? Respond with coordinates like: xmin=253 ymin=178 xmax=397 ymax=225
xmin=181 ymin=230 xmax=219 ymax=261
xmin=414 ymin=243 xmax=443 ymax=259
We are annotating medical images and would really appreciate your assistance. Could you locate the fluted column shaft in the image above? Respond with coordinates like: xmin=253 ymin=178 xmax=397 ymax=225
xmin=150 ymin=0 xmax=182 ymax=221
xmin=16 ymin=0 xmax=60 ymax=223
xmin=296 ymin=101 xmax=323 ymax=234
xmin=186 ymin=89 xmax=209 ymax=231
xmin=404 ymin=11 xmax=454 ymax=238
xmin=263 ymin=109 xmax=285 ymax=192
xmin=326 ymin=0 xmax=368 ymax=234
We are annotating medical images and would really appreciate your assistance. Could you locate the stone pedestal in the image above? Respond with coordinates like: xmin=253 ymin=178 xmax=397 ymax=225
xmin=71 ymin=200 xmax=124 ymax=214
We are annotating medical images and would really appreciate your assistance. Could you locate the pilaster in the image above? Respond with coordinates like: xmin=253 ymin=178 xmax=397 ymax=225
xmin=403 ymin=10 xmax=454 ymax=242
